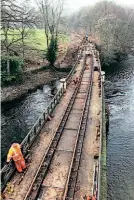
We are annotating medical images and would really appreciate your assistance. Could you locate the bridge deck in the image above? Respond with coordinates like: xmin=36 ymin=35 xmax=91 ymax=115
xmin=39 ymin=57 xmax=92 ymax=199
xmin=4 ymin=42 xmax=102 ymax=200
xmin=74 ymin=71 xmax=101 ymax=199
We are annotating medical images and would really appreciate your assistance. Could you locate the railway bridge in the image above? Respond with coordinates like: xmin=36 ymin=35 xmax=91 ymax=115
xmin=1 ymin=39 xmax=106 ymax=200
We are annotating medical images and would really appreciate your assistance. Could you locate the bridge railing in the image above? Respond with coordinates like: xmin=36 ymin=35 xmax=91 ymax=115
xmin=97 ymin=51 xmax=105 ymax=200
xmin=1 ymin=39 xmax=84 ymax=192
xmin=91 ymin=49 xmax=103 ymax=200
xmin=97 ymin=84 xmax=103 ymax=200
xmin=97 ymin=82 xmax=106 ymax=200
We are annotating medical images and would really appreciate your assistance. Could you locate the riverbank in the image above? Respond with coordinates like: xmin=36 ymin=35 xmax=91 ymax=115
xmin=2 ymin=33 xmax=83 ymax=104
xmin=1 ymin=69 xmax=67 ymax=104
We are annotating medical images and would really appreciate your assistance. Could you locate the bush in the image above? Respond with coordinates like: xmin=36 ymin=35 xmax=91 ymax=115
xmin=1 ymin=56 xmax=24 ymax=86
xmin=1 ymin=56 xmax=23 ymax=74
xmin=1 ymin=71 xmax=24 ymax=86
xmin=46 ymin=37 xmax=58 ymax=67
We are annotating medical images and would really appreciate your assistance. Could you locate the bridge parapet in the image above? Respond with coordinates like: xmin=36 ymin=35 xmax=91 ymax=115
xmin=91 ymin=48 xmax=106 ymax=200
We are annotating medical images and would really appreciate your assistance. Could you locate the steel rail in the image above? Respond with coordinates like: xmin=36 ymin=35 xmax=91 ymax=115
xmin=63 ymin=53 xmax=94 ymax=200
xmin=23 ymin=49 xmax=87 ymax=200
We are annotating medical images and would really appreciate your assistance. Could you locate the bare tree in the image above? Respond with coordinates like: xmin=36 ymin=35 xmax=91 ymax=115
xmin=17 ymin=1 xmax=39 ymax=58
xmin=36 ymin=0 xmax=65 ymax=47
xmin=1 ymin=0 xmax=22 ymax=74
xmin=68 ymin=1 xmax=134 ymax=65
xmin=1 ymin=0 xmax=38 ymax=74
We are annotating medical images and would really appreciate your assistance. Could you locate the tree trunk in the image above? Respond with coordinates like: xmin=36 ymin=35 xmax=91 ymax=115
xmin=46 ymin=35 xmax=49 ymax=47
xmin=22 ymin=22 xmax=25 ymax=59
xmin=6 ymin=48 xmax=10 ymax=75
xmin=45 ymin=30 xmax=49 ymax=48
xmin=7 ymin=59 xmax=10 ymax=75
xmin=22 ymin=38 xmax=25 ymax=58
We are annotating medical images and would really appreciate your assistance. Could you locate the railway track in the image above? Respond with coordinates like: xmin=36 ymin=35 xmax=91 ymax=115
xmin=24 ymin=42 xmax=94 ymax=200
xmin=63 ymin=52 xmax=94 ymax=200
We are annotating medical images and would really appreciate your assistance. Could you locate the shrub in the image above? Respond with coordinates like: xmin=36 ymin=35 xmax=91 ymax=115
xmin=1 ymin=56 xmax=23 ymax=74
xmin=1 ymin=56 xmax=24 ymax=86
xmin=46 ymin=37 xmax=58 ymax=67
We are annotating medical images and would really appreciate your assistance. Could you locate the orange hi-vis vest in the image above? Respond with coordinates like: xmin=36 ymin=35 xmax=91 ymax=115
xmin=7 ymin=143 xmax=23 ymax=162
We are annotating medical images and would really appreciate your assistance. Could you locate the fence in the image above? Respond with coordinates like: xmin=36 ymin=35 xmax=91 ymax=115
xmin=97 ymin=76 xmax=106 ymax=200
xmin=98 ymin=83 xmax=107 ymax=200
xmin=91 ymin=49 xmax=104 ymax=200
xmin=1 ymin=38 xmax=85 ymax=192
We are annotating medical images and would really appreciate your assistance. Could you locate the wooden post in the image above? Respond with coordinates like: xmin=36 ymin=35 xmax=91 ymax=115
xmin=51 ymin=102 xmax=53 ymax=109
xmin=43 ymin=113 xmax=46 ymax=120
xmin=47 ymin=107 xmax=49 ymax=114
xmin=39 ymin=119 xmax=42 ymax=126
xmin=60 ymin=78 xmax=66 ymax=93
xmin=28 ymin=135 xmax=30 ymax=144
xmin=54 ymin=98 xmax=56 ymax=105
xmin=34 ymin=126 xmax=36 ymax=134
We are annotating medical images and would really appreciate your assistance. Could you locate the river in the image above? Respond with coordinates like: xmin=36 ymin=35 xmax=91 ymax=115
xmin=1 ymin=80 xmax=60 ymax=167
xmin=103 ymin=55 xmax=134 ymax=200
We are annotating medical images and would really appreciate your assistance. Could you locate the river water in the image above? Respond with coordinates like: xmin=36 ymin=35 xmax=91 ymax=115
xmin=1 ymin=80 xmax=60 ymax=167
xmin=103 ymin=55 xmax=134 ymax=200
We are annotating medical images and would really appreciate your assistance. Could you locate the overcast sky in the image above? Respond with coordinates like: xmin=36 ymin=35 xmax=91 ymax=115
xmin=30 ymin=0 xmax=134 ymax=12
xmin=66 ymin=0 xmax=134 ymax=11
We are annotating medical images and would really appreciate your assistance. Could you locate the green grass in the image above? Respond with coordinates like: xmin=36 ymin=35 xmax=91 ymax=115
xmin=1 ymin=28 xmax=69 ymax=51
xmin=25 ymin=29 xmax=47 ymax=50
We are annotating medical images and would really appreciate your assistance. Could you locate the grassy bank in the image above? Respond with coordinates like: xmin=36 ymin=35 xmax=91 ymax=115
xmin=2 ymin=28 xmax=69 ymax=51
xmin=1 ymin=28 xmax=69 ymax=85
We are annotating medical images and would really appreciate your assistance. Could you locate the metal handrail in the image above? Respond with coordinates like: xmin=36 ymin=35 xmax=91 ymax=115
xmin=0 ymin=38 xmax=85 ymax=192
xmin=91 ymin=48 xmax=103 ymax=200
xmin=97 ymin=52 xmax=103 ymax=200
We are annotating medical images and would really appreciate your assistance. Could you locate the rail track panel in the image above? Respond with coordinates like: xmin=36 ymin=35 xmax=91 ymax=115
xmin=24 ymin=49 xmax=93 ymax=200
xmin=72 ymin=54 xmax=101 ymax=200
xmin=41 ymin=69 xmax=92 ymax=199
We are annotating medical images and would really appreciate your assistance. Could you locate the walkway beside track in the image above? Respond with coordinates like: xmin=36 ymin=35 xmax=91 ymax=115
xmin=4 ymin=41 xmax=102 ymax=200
